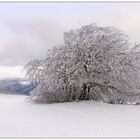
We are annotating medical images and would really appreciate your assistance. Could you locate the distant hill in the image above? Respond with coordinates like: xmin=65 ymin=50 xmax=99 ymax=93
xmin=0 ymin=78 xmax=37 ymax=95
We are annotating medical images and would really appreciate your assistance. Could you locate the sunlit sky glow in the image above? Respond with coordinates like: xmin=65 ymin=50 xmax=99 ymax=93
xmin=1 ymin=3 xmax=140 ymax=78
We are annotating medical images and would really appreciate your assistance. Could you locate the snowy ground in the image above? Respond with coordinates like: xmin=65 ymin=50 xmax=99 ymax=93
xmin=0 ymin=94 xmax=140 ymax=137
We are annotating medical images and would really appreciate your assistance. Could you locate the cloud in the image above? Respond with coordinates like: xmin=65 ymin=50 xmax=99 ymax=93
xmin=0 ymin=66 xmax=24 ymax=79
xmin=1 ymin=3 xmax=140 ymax=67
xmin=0 ymin=19 xmax=66 ymax=66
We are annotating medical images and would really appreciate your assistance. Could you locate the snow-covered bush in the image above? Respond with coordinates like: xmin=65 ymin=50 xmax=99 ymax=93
xmin=25 ymin=23 xmax=140 ymax=104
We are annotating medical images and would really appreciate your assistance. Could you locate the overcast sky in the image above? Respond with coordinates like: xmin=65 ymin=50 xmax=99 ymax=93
xmin=1 ymin=2 xmax=140 ymax=78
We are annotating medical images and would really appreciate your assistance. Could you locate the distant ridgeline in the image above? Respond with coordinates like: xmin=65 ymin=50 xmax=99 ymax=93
xmin=0 ymin=78 xmax=37 ymax=95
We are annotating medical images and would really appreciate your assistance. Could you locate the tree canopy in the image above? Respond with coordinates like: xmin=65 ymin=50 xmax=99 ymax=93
xmin=25 ymin=24 xmax=140 ymax=104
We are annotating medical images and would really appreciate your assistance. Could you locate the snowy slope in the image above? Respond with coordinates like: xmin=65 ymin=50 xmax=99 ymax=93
xmin=0 ymin=94 xmax=140 ymax=137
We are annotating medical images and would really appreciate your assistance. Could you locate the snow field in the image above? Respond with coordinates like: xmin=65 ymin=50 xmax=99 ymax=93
xmin=0 ymin=94 xmax=140 ymax=137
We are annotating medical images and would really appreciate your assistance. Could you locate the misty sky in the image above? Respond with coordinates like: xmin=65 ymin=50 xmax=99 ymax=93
xmin=1 ymin=2 xmax=140 ymax=78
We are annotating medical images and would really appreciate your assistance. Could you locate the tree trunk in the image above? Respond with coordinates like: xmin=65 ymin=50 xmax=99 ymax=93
xmin=79 ymin=83 xmax=90 ymax=100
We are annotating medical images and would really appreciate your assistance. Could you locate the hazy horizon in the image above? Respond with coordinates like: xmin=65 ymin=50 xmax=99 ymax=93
xmin=1 ymin=2 xmax=140 ymax=78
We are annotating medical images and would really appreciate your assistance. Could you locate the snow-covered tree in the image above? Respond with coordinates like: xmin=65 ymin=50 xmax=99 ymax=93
xmin=25 ymin=23 xmax=140 ymax=104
